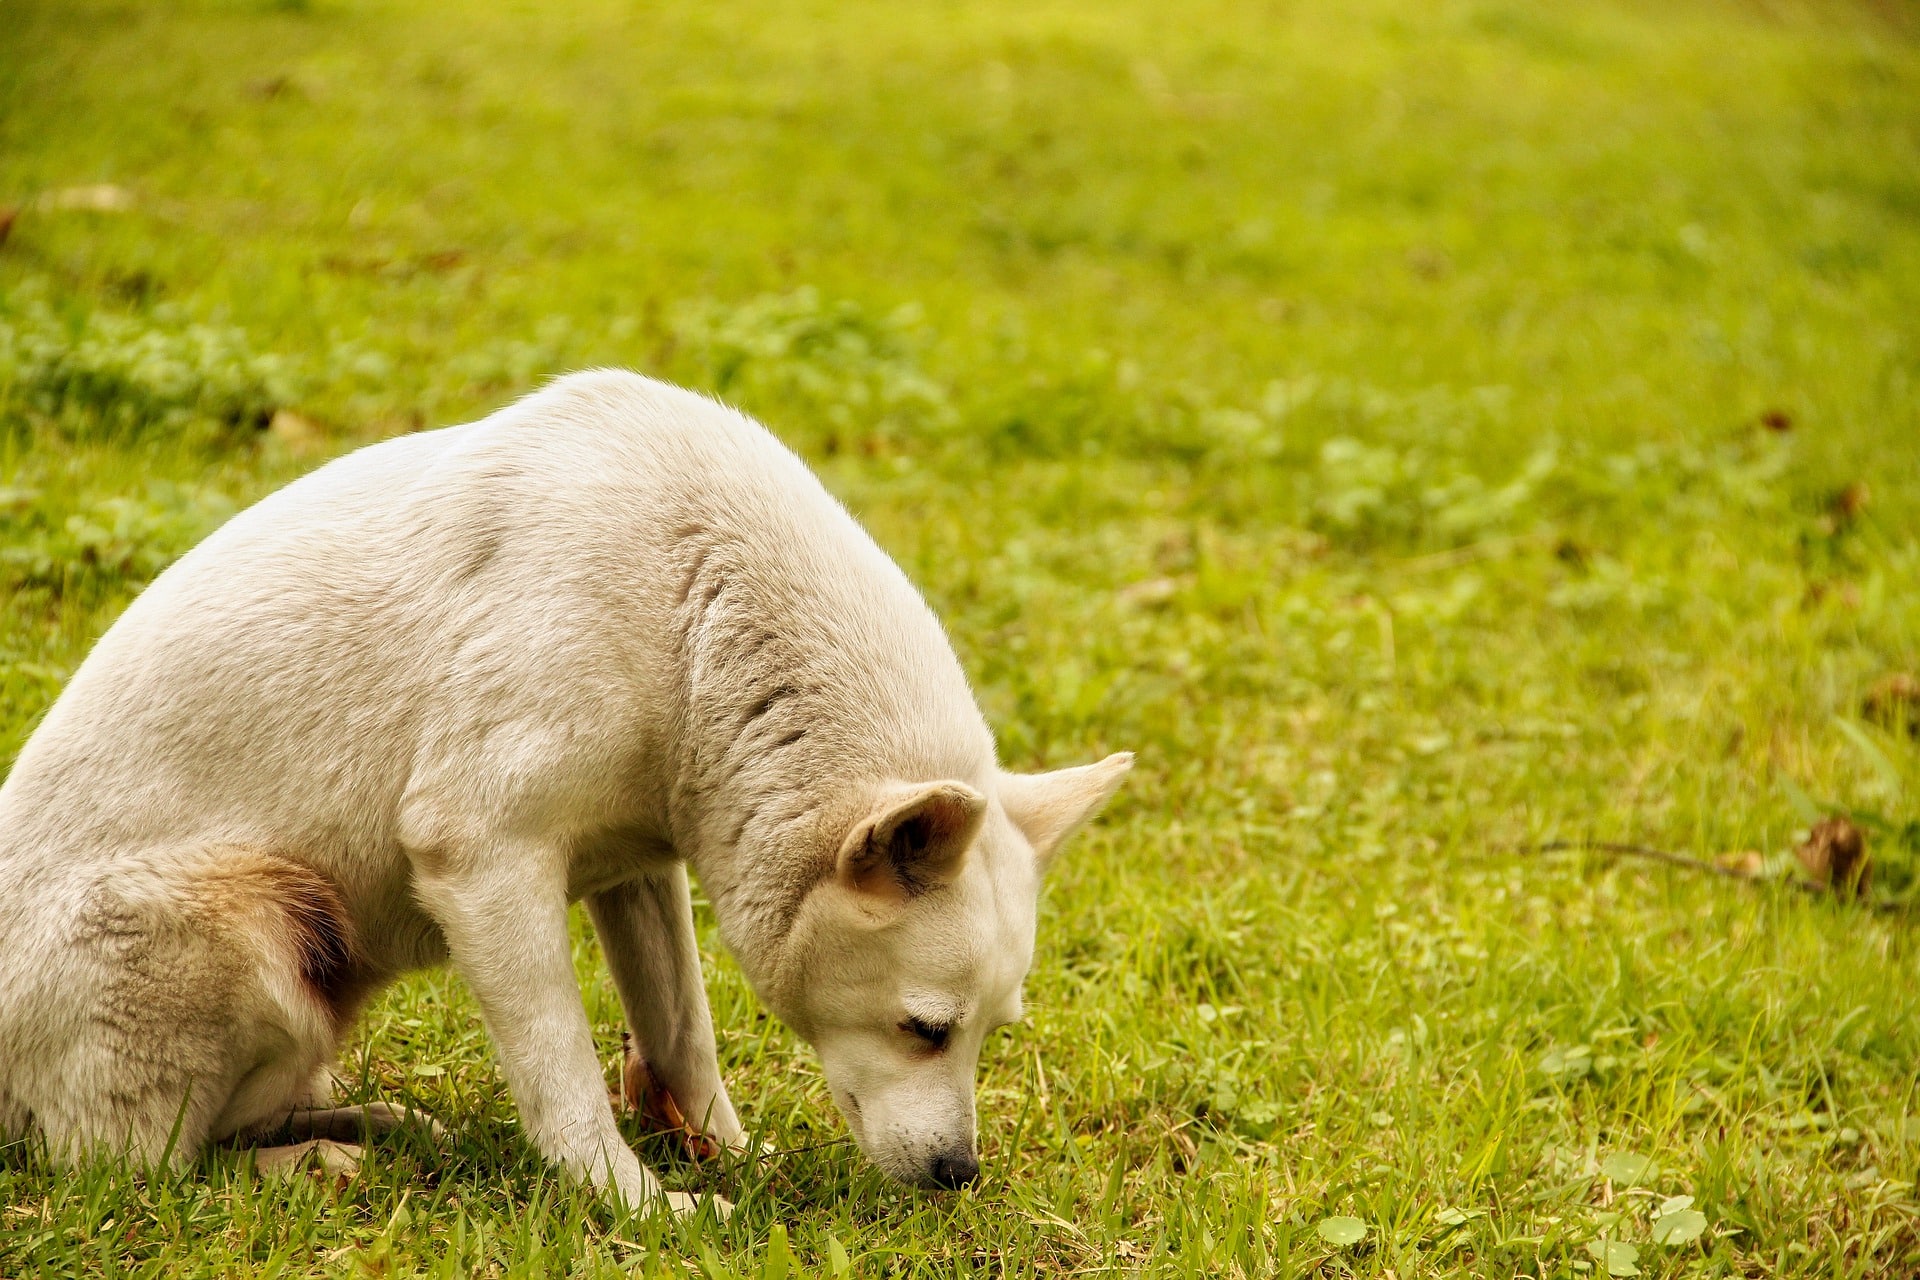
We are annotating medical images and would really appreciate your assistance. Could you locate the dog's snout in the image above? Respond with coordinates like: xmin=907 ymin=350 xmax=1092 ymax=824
xmin=928 ymin=1150 xmax=979 ymax=1189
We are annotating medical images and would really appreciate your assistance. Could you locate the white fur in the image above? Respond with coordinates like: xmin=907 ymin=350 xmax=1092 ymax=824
xmin=0 ymin=371 xmax=1129 ymax=1210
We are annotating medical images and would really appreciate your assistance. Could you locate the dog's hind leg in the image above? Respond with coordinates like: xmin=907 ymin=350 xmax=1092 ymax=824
xmin=18 ymin=849 xmax=348 ymax=1173
xmin=270 ymin=1101 xmax=447 ymax=1144
xmin=588 ymin=868 xmax=746 ymax=1155
xmin=240 ymin=1057 xmax=445 ymax=1146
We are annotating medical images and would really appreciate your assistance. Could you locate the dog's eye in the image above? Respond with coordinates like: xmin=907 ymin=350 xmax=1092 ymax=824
xmin=899 ymin=1016 xmax=951 ymax=1049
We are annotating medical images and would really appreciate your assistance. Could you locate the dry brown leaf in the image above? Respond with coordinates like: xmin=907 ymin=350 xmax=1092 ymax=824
xmin=1795 ymin=815 xmax=1870 ymax=896
xmin=1830 ymin=482 xmax=1871 ymax=525
xmin=620 ymin=1033 xmax=722 ymax=1161
xmin=1406 ymin=245 xmax=1451 ymax=278
xmin=1863 ymin=674 xmax=1920 ymax=738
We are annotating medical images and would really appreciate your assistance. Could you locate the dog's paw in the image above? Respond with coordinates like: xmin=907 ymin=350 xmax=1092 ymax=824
xmin=252 ymin=1138 xmax=363 ymax=1185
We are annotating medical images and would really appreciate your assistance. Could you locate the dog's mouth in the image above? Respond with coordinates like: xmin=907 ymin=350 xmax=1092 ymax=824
xmin=831 ymin=1092 xmax=978 ymax=1189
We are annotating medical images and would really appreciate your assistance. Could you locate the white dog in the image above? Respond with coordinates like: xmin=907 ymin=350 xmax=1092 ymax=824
xmin=0 ymin=371 xmax=1129 ymax=1212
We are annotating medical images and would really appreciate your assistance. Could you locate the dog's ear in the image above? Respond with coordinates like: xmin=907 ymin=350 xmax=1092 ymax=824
xmin=998 ymin=752 xmax=1133 ymax=870
xmin=835 ymin=780 xmax=987 ymax=903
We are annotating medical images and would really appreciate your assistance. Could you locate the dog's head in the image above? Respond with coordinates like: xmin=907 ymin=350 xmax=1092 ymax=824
xmin=769 ymin=752 xmax=1131 ymax=1189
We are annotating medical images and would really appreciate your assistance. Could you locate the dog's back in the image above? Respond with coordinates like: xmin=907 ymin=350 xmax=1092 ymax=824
xmin=3 ymin=370 xmax=982 ymax=874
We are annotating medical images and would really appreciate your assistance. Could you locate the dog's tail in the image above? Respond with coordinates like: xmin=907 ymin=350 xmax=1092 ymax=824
xmin=181 ymin=848 xmax=356 ymax=1026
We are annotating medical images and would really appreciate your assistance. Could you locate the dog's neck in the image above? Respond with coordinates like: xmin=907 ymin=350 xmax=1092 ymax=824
xmin=677 ymin=781 xmax=846 ymax=1006
xmin=657 ymin=522 xmax=995 ymax=996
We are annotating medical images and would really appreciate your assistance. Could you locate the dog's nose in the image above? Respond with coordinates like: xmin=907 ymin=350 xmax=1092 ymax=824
xmin=928 ymin=1151 xmax=979 ymax=1189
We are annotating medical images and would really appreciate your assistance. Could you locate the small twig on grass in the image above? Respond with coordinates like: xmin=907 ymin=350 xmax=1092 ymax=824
xmin=743 ymin=1135 xmax=856 ymax=1162
xmin=1522 ymin=840 xmax=1761 ymax=880
xmin=1509 ymin=837 xmax=1904 ymax=912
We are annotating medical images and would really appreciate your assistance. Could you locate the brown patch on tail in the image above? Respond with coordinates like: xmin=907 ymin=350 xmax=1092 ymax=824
xmin=276 ymin=869 xmax=354 ymax=1007
xmin=191 ymin=850 xmax=357 ymax=1022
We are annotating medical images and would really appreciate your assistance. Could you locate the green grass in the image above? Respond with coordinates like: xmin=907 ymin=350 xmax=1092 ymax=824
xmin=4 ymin=0 xmax=1920 ymax=1274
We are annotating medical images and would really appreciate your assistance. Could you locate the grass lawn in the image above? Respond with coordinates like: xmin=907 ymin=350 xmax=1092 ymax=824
xmin=4 ymin=0 xmax=1920 ymax=1274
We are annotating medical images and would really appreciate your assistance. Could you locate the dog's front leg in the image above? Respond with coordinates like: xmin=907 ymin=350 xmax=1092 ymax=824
xmin=413 ymin=850 xmax=695 ymax=1215
xmin=587 ymin=869 xmax=746 ymax=1153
